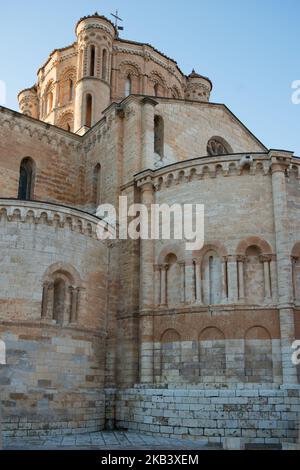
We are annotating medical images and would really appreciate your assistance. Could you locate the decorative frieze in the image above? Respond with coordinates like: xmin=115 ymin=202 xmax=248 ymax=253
xmin=0 ymin=200 xmax=101 ymax=239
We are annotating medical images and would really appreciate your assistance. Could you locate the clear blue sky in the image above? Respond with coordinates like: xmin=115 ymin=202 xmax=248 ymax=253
xmin=0 ymin=0 xmax=299 ymax=155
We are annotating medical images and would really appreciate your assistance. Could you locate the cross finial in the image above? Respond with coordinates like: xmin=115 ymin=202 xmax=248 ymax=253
xmin=110 ymin=9 xmax=124 ymax=36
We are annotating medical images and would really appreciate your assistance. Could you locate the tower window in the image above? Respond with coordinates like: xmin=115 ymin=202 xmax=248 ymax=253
xmin=102 ymin=49 xmax=108 ymax=80
xmin=69 ymin=79 xmax=74 ymax=101
xmin=90 ymin=45 xmax=96 ymax=77
xmin=47 ymin=91 xmax=53 ymax=114
xmin=154 ymin=115 xmax=164 ymax=158
xmin=79 ymin=49 xmax=84 ymax=78
xmin=93 ymin=163 xmax=101 ymax=207
xmin=18 ymin=157 xmax=35 ymax=201
xmin=85 ymin=94 xmax=93 ymax=127
xmin=125 ymin=76 xmax=132 ymax=97
xmin=53 ymin=278 xmax=66 ymax=325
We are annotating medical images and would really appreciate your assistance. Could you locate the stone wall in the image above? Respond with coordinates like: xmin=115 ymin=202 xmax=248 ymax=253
xmin=0 ymin=200 xmax=109 ymax=436
xmin=0 ymin=108 xmax=82 ymax=206
xmin=0 ymin=327 xmax=105 ymax=437
xmin=115 ymin=386 xmax=300 ymax=444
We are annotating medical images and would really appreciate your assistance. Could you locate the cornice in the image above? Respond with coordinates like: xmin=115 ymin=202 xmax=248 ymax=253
xmin=0 ymin=106 xmax=82 ymax=151
xmin=0 ymin=199 xmax=104 ymax=240
xmin=134 ymin=153 xmax=274 ymax=191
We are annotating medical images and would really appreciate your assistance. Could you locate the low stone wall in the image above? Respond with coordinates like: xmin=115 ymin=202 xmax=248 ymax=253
xmin=115 ymin=386 xmax=300 ymax=445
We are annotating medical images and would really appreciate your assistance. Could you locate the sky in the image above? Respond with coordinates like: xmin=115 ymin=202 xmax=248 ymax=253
xmin=0 ymin=0 xmax=299 ymax=155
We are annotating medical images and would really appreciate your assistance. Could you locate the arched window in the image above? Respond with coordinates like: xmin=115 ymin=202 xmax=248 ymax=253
xmin=154 ymin=83 xmax=159 ymax=97
xmin=18 ymin=157 xmax=35 ymax=200
xmin=79 ymin=49 xmax=84 ymax=78
xmin=90 ymin=45 xmax=96 ymax=77
xmin=93 ymin=163 xmax=101 ymax=206
xmin=202 ymin=250 xmax=222 ymax=305
xmin=66 ymin=123 xmax=71 ymax=132
xmin=69 ymin=79 xmax=74 ymax=101
xmin=199 ymin=327 xmax=226 ymax=382
xmin=245 ymin=326 xmax=273 ymax=383
xmin=160 ymin=329 xmax=181 ymax=383
xmin=85 ymin=94 xmax=93 ymax=127
xmin=102 ymin=49 xmax=108 ymax=80
xmin=125 ymin=75 xmax=132 ymax=97
xmin=165 ymin=254 xmax=181 ymax=306
xmin=244 ymin=246 xmax=264 ymax=304
xmin=154 ymin=115 xmax=164 ymax=158
xmin=207 ymin=138 xmax=231 ymax=156
xmin=41 ymin=266 xmax=81 ymax=324
xmin=53 ymin=278 xmax=66 ymax=325
xmin=47 ymin=91 xmax=53 ymax=114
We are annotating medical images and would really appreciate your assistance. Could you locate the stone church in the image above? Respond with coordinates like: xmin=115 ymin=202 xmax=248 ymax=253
xmin=0 ymin=13 xmax=299 ymax=445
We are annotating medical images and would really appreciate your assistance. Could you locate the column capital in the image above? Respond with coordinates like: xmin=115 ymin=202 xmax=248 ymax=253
xmin=226 ymin=255 xmax=237 ymax=263
xmin=269 ymin=151 xmax=293 ymax=173
xmin=154 ymin=264 xmax=162 ymax=271
xmin=236 ymin=255 xmax=246 ymax=263
xmin=259 ymin=254 xmax=272 ymax=263
xmin=137 ymin=176 xmax=154 ymax=192
xmin=161 ymin=263 xmax=169 ymax=272
xmin=142 ymin=97 xmax=158 ymax=107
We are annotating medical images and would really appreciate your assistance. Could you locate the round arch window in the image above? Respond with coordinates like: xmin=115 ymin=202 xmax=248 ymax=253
xmin=207 ymin=138 xmax=231 ymax=156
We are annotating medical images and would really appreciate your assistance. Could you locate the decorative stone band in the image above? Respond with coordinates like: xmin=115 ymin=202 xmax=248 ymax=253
xmin=0 ymin=199 xmax=106 ymax=240
xmin=0 ymin=106 xmax=81 ymax=151
xmin=134 ymin=151 xmax=300 ymax=192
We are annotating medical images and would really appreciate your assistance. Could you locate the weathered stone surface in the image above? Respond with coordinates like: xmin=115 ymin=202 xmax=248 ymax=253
xmin=0 ymin=13 xmax=299 ymax=447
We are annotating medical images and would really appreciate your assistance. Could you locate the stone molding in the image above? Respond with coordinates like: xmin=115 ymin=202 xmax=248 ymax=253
xmin=0 ymin=199 xmax=104 ymax=240
xmin=134 ymin=154 xmax=300 ymax=192
xmin=0 ymin=107 xmax=81 ymax=151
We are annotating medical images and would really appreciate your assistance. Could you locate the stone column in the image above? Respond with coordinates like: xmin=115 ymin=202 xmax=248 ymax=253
xmin=291 ymin=256 xmax=298 ymax=301
xmin=185 ymin=261 xmax=195 ymax=304
xmin=160 ymin=264 xmax=168 ymax=306
xmin=46 ymin=283 xmax=54 ymax=320
xmin=194 ymin=260 xmax=202 ymax=304
xmin=227 ymin=256 xmax=238 ymax=304
xmin=237 ymin=256 xmax=245 ymax=302
xmin=271 ymin=151 xmax=297 ymax=384
xmin=261 ymin=255 xmax=272 ymax=301
xmin=41 ymin=282 xmax=49 ymax=319
xmin=270 ymin=256 xmax=278 ymax=302
xmin=154 ymin=265 xmax=161 ymax=306
xmin=141 ymin=97 xmax=158 ymax=170
xmin=142 ymin=74 xmax=148 ymax=95
xmin=138 ymin=178 xmax=155 ymax=384
xmin=179 ymin=262 xmax=186 ymax=303
xmin=222 ymin=256 xmax=229 ymax=303
xmin=69 ymin=287 xmax=79 ymax=323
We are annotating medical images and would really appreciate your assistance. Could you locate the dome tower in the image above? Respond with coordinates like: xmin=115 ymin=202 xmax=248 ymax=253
xmin=185 ymin=70 xmax=212 ymax=103
xmin=18 ymin=86 xmax=39 ymax=119
xmin=74 ymin=13 xmax=116 ymax=134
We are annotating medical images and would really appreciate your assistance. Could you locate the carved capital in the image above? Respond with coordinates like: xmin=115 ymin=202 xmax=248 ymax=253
xmin=161 ymin=263 xmax=169 ymax=272
xmin=259 ymin=254 xmax=272 ymax=263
